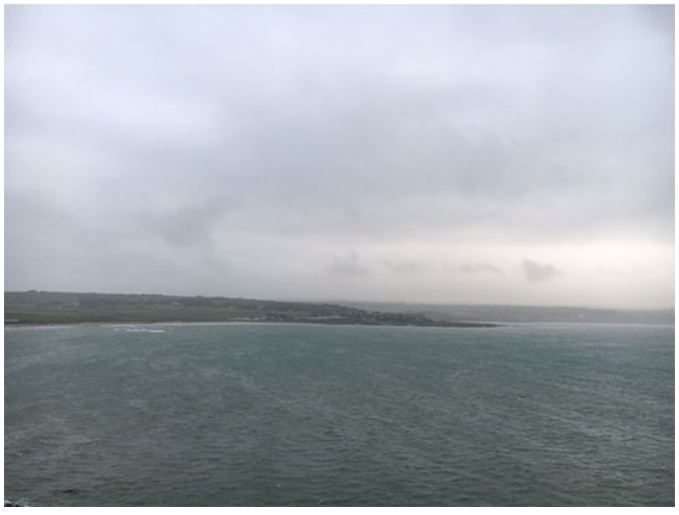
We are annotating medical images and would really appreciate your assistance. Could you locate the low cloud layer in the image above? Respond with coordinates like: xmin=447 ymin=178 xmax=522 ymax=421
xmin=522 ymin=259 xmax=558 ymax=283
xmin=459 ymin=263 xmax=503 ymax=276
xmin=383 ymin=260 xmax=423 ymax=276
xmin=4 ymin=5 xmax=674 ymax=308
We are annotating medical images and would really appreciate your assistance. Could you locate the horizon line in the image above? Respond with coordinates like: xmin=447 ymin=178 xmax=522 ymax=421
xmin=5 ymin=289 xmax=674 ymax=313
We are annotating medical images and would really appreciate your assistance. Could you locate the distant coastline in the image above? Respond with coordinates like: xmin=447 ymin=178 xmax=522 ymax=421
xmin=4 ymin=320 xmax=497 ymax=329
xmin=4 ymin=291 xmax=497 ymax=329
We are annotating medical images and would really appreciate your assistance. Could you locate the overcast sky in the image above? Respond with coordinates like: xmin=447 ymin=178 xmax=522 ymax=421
xmin=5 ymin=5 xmax=674 ymax=308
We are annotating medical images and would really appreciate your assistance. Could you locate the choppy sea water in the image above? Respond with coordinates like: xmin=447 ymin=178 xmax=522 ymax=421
xmin=4 ymin=322 xmax=674 ymax=506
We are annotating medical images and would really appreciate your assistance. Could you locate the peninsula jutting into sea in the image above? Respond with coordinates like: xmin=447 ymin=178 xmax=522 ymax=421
xmin=4 ymin=290 xmax=496 ymax=327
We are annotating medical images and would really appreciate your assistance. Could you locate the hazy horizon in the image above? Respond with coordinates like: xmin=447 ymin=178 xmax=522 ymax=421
xmin=3 ymin=288 xmax=674 ymax=313
xmin=5 ymin=5 xmax=675 ymax=309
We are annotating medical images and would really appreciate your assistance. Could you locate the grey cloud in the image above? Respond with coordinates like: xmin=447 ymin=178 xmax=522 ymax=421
xmin=141 ymin=199 xmax=233 ymax=248
xmin=522 ymin=259 xmax=558 ymax=283
xmin=383 ymin=260 xmax=423 ymax=275
xmin=326 ymin=251 xmax=369 ymax=277
xmin=6 ymin=5 xmax=674 ymax=245
xmin=458 ymin=262 xmax=502 ymax=275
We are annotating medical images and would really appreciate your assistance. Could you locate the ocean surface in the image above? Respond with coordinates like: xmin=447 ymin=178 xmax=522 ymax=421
xmin=4 ymin=322 xmax=674 ymax=506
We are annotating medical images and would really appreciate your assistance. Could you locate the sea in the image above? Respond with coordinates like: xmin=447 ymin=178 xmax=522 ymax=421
xmin=4 ymin=322 xmax=675 ymax=506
